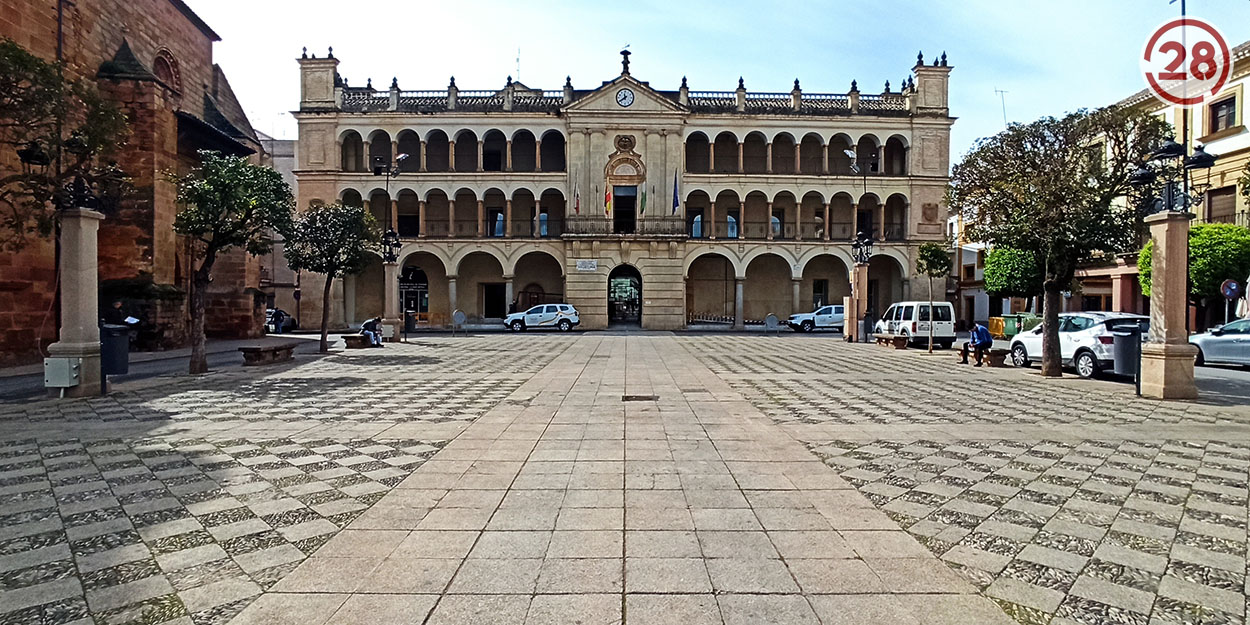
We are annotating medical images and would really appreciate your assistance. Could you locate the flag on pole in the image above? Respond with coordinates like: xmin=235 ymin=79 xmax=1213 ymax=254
xmin=640 ymin=185 xmax=647 ymax=216
xmin=604 ymin=186 xmax=613 ymax=217
xmin=671 ymin=169 xmax=679 ymax=215
xmin=574 ymin=181 xmax=580 ymax=215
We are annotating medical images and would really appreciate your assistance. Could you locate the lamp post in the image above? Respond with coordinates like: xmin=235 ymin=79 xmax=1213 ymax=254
xmin=372 ymin=153 xmax=406 ymax=340
xmin=1128 ymin=141 xmax=1217 ymax=399
xmin=849 ymin=231 xmax=874 ymax=342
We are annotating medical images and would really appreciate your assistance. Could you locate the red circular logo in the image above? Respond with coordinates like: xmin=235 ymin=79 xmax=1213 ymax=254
xmin=1141 ymin=17 xmax=1231 ymax=106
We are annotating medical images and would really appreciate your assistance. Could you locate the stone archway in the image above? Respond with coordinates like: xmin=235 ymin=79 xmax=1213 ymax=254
xmin=608 ymin=265 xmax=642 ymax=325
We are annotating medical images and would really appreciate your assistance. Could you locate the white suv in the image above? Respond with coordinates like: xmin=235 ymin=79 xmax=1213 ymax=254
xmin=505 ymin=304 xmax=580 ymax=332
xmin=788 ymin=305 xmax=845 ymax=333
xmin=1009 ymin=312 xmax=1147 ymax=378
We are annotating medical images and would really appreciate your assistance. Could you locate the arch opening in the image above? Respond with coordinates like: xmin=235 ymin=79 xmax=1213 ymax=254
xmin=608 ymin=265 xmax=642 ymax=326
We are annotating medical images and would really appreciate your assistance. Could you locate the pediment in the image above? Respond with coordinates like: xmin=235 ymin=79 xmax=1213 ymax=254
xmin=564 ymin=75 xmax=685 ymax=114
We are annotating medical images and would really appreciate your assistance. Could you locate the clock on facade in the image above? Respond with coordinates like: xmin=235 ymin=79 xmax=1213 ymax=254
xmin=616 ymin=88 xmax=635 ymax=107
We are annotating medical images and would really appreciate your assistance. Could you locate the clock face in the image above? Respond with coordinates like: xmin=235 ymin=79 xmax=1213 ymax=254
xmin=616 ymin=88 xmax=635 ymax=107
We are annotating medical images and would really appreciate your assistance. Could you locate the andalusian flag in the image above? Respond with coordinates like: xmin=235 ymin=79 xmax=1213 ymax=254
xmin=605 ymin=186 xmax=613 ymax=217
xmin=671 ymin=169 xmax=680 ymax=215
xmin=574 ymin=181 xmax=580 ymax=215
xmin=640 ymin=185 xmax=647 ymax=216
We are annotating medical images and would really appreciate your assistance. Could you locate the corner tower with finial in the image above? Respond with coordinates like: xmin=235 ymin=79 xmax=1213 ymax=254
xmin=620 ymin=49 xmax=631 ymax=76
xmin=298 ymin=46 xmax=339 ymax=110
xmin=912 ymin=49 xmax=953 ymax=116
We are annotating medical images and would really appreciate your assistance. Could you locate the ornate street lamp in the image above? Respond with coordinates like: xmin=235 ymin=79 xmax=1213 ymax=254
xmin=17 ymin=141 xmax=51 ymax=175
xmin=851 ymin=230 xmax=875 ymax=265
xmin=1131 ymin=142 xmax=1218 ymax=212
xmin=372 ymin=153 xmax=408 ymax=262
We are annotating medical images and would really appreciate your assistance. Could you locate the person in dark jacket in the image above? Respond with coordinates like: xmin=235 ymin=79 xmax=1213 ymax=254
xmin=961 ymin=322 xmax=994 ymax=366
xmin=360 ymin=317 xmax=384 ymax=347
xmin=102 ymin=300 xmax=127 ymax=325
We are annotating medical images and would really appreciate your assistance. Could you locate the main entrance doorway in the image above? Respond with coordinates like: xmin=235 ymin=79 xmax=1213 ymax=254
xmin=613 ymin=186 xmax=637 ymax=234
xmin=608 ymin=265 xmax=642 ymax=325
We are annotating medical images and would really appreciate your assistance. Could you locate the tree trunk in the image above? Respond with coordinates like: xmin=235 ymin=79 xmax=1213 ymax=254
xmin=1041 ymin=284 xmax=1063 ymax=377
xmin=927 ymin=275 xmax=935 ymax=353
xmin=188 ymin=250 xmax=217 ymax=375
xmin=319 ymin=275 xmax=334 ymax=353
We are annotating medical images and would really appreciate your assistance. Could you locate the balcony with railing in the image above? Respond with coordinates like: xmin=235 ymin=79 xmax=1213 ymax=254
xmin=563 ymin=216 xmax=687 ymax=237
xmin=1200 ymin=210 xmax=1248 ymax=227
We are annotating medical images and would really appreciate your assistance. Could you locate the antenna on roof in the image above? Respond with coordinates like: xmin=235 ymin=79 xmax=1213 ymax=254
xmin=516 ymin=48 xmax=521 ymax=83
xmin=994 ymin=87 xmax=1009 ymax=128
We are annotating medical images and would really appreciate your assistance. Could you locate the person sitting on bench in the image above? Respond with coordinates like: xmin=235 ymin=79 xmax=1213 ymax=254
xmin=360 ymin=316 xmax=384 ymax=347
xmin=961 ymin=322 xmax=994 ymax=366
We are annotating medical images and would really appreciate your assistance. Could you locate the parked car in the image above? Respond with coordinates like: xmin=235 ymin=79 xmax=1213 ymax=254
xmin=505 ymin=304 xmax=580 ymax=332
xmin=265 ymin=309 xmax=298 ymax=333
xmin=788 ymin=305 xmax=845 ymax=333
xmin=873 ymin=301 xmax=956 ymax=348
xmin=1009 ymin=312 xmax=1148 ymax=378
xmin=1191 ymin=318 xmax=1250 ymax=366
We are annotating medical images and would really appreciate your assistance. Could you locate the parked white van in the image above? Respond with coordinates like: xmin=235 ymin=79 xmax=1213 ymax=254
xmin=873 ymin=301 xmax=957 ymax=348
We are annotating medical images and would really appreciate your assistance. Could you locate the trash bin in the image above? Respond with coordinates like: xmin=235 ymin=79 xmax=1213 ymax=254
xmin=988 ymin=317 xmax=1006 ymax=339
xmin=1112 ymin=326 xmax=1142 ymax=377
xmin=404 ymin=310 xmax=417 ymax=332
xmin=100 ymin=323 xmax=130 ymax=375
xmin=1002 ymin=315 xmax=1024 ymax=338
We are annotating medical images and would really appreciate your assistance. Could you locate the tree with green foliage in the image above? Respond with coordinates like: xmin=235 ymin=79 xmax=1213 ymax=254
xmin=984 ymin=247 xmax=1044 ymax=302
xmin=172 ymin=151 xmax=294 ymax=374
xmin=283 ymin=202 xmax=380 ymax=353
xmin=0 ymin=38 xmax=129 ymax=249
xmin=1138 ymin=223 xmax=1250 ymax=317
xmin=948 ymin=106 xmax=1171 ymax=377
xmin=915 ymin=242 xmax=953 ymax=352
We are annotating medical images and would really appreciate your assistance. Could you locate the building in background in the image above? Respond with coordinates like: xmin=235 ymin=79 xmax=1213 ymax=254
xmin=258 ymin=131 xmax=300 ymax=324
xmin=1071 ymin=39 xmax=1249 ymax=326
xmin=0 ymin=0 xmax=268 ymax=366
xmin=293 ymin=49 xmax=955 ymax=331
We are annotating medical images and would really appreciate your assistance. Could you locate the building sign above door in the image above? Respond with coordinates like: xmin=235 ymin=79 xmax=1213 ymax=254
xmin=576 ymin=260 xmax=599 ymax=272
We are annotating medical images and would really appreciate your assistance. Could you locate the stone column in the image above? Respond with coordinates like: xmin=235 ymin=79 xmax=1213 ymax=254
xmin=505 ymin=140 xmax=513 ymax=172
xmin=419 ymin=141 xmax=427 ymax=172
xmin=505 ymin=199 xmax=513 ymax=238
xmin=822 ymin=147 xmax=829 ymax=174
xmin=383 ymin=261 xmax=400 ymax=341
xmin=477 ymin=140 xmax=484 ymax=172
xmin=877 ymin=146 xmax=884 ymax=174
xmin=822 ymin=203 xmax=831 ymax=241
xmin=390 ymin=198 xmax=399 ymax=232
xmin=447 ymin=277 xmax=458 ymax=321
xmin=791 ymin=278 xmax=802 ymax=312
xmin=448 ymin=141 xmax=456 ymax=172
xmin=1140 ymin=211 xmax=1198 ymax=399
xmin=46 ymin=208 xmax=104 ymax=397
xmin=765 ymin=202 xmax=774 ymax=241
xmin=737 ymin=142 xmax=744 ymax=173
xmin=504 ymin=277 xmax=514 ymax=314
xmin=708 ymin=143 xmax=716 ymax=172
xmin=533 ymin=203 xmax=541 ymax=239
xmin=851 ymin=203 xmax=859 ymax=237
xmin=849 ymin=263 xmax=870 ymax=342
xmin=765 ymin=143 xmax=773 ymax=174
xmin=878 ymin=203 xmax=886 ymax=240
xmin=535 ymin=141 xmax=542 ymax=171
xmin=795 ymin=203 xmax=803 ymax=242
xmin=448 ymin=200 xmax=456 ymax=238
xmin=391 ymin=140 xmax=399 ymax=164
xmin=418 ymin=200 xmax=427 ymax=238
xmin=793 ymin=143 xmax=801 ymax=173
xmin=709 ymin=201 xmax=717 ymax=240
xmin=476 ymin=200 xmax=485 ymax=237
xmin=734 ymin=278 xmax=745 ymax=330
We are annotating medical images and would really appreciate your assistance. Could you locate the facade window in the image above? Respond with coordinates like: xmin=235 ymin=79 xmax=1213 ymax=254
xmin=726 ymin=214 xmax=738 ymax=239
xmin=812 ymin=280 xmax=828 ymax=308
xmin=770 ymin=215 xmax=781 ymax=238
xmin=1206 ymin=186 xmax=1236 ymax=223
xmin=1209 ymin=97 xmax=1236 ymax=134
xmin=689 ymin=213 xmax=703 ymax=238
xmin=489 ymin=211 xmax=504 ymax=237
xmin=539 ymin=212 xmax=548 ymax=237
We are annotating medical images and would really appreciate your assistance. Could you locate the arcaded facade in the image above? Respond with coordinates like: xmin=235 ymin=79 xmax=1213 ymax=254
xmin=294 ymin=49 xmax=954 ymax=332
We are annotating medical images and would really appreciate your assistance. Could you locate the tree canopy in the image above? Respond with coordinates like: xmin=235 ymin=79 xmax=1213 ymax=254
xmin=947 ymin=106 xmax=1170 ymax=376
xmin=984 ymin=247 xmax=1043 ymax=298
xmin=1138 ymin=223 xmax=1250 ymax=300
xmin=915 ymin=242 xmax=952 ymax=280
xmin=0 ymin=38 xmax=128 ymax=249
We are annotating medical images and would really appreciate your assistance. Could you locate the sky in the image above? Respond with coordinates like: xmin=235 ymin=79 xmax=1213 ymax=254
xmin=185 ymin=0 xmax=1250 ymax=160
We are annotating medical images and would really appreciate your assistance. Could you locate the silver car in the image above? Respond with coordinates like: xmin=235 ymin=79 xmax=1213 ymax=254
xmin=1191 ymin=318 xmax=1250 ymax=366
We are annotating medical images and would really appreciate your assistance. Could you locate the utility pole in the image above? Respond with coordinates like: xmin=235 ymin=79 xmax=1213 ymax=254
xmin=994 ymin=87 xmax=1009 ymax=128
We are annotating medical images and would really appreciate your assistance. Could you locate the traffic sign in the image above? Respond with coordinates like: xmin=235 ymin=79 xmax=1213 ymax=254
xmin=1221 ymin=279 xmax=1240 ymax=300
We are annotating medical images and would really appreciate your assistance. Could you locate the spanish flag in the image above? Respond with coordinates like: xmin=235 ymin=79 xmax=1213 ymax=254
xmin=605 ymin=186 xmax=613 ymax=217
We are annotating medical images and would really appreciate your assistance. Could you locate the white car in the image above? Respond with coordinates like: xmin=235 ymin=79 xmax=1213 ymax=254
xmin=1009 ymin=312 xmax=1148 ymax=378
xmin=788 ymin=305 xmax=845 ymax=333
xmin=505 ymin=304 xmax=580 ymax=332
xmin=873 ymin=301 xmax=956 ymax=349
xmin=1191 ymin=318 xmax=1250 ymax=366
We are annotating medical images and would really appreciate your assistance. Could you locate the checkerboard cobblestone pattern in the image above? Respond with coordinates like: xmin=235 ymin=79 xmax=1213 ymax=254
xmin=0 ymin=437 xmax=442 ymax=625
xmin=811 ymin=439 xmax=1250 ymax=625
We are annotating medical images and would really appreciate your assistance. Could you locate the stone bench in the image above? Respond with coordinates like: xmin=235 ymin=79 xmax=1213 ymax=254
xmin=874 ymin=333 xmax=909 ymax=349
xmin=342 ymin=334 xmax=370 ymax=349
xmin=238 ymin=343 xmax=297 ymax=366
xmin=956 ymin=347 xmax=1010 ymax=367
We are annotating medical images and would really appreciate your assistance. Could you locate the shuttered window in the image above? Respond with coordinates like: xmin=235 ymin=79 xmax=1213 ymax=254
xmin=1207 ymin=186 xmax=1236 ymax=223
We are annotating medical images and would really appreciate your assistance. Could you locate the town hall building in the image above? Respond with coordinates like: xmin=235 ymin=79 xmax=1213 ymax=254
xmin=293 ymin=49 xmax=954 ymax=333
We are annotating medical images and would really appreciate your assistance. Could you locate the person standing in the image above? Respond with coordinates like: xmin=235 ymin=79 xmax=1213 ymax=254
xmin=271 ymin=309 xmax=286 ymax=334
xmin=961 ymin=321 xmax=994 ymax=366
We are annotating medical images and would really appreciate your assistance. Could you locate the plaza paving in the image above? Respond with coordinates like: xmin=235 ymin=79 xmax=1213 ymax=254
xmin=0 ymin=333 xmax=1245 ymax=625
